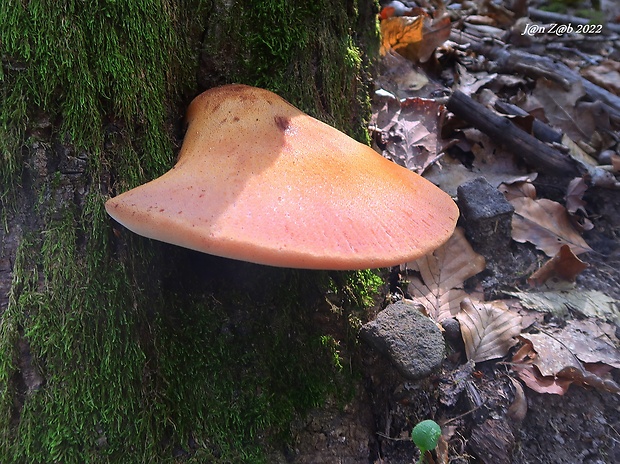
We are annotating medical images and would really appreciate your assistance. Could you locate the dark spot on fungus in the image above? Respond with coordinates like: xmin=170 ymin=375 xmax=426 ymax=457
xmin=274 ymin=116 xmax=290 ymax=132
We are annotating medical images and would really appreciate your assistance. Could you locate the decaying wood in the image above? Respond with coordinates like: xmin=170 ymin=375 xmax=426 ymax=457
xmin=469 ymin=418 xmax=515 ymax=464
xmin=446 ymin=90 xmax=581 ymax=176
xmin=449 ymin=30 xmax=620 ymax=123
xmin=446 ymin=91 xmax=620 ymax=188
xmin=494 ymin=100 xmax=562 ymax=144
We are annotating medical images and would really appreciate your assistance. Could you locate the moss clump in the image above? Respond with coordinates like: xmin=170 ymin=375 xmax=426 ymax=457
xmin=0 ymin=1 xmax=380 ymax=462
xmin=204 ymin=0 xmax=378 ymax=142
xmin=0 ymin=0 xmax=202 ymax=197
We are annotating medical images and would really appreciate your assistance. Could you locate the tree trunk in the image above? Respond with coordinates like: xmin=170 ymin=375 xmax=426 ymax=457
xmin=0 ymin=1 xmax=379 ymax=462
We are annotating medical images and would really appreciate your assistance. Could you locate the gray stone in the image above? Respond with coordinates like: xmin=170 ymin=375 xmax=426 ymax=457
xmin=360 ymin=301 xmax=445 ymax=379
xmin=457 ymin=177 xmax=514 ymax=252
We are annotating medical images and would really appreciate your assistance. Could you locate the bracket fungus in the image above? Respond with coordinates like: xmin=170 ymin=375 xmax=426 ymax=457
xmin=105 ymin=84 xmax=458 ymax=270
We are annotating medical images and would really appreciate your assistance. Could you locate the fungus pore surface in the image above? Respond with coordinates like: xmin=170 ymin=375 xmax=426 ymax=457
xmin=105 ymin=84 xmax=458 ymax=269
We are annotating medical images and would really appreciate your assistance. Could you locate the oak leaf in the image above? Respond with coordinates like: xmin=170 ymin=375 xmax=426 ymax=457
xmin=406 ymin=228 xmax=486 ymax=321
xmin=510 ymin=197 xmax=592 ymax=256
xmin=372 ymin=95 xmax=444 ymax=174
xmin=456 ymin=298 xmax=522 ymax=363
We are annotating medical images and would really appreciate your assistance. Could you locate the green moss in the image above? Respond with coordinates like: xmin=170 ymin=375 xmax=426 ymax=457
xmin=0 ymin=0 xmax=201 ymax=197
xmin=205 ymin=0 xmax=377 ymax=141
xmin=0 ymin=1 xmax=380 ymax=462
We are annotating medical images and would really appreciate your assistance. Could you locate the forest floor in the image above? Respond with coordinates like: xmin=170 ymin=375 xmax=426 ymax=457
xmin=282 ymin=1 xmax=620 ymax=463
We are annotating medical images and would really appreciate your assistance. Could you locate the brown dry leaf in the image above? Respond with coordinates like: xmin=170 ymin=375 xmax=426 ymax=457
xmin=372 ymin=95 xmax=444 ymax=173
xmin=507 ymin=377 xmax=527 ymax=422
xmin=515 ymin=332 xmax=620 ymax=395
xmin=510 ymin=336 xmax=573 ymax=395
xmin=512 ymin=363 xmax=573 ymax=395
xmin=380 ymin=11 xmax=451 ymax=63
xmin=581 ymin=59 xmax=620 ymax=95
xmin=520 ymin=333 xmax=582 ymax=377
xmin=565 ymin=177 xmax=588 ymax=215
xmin=423 ymin=132 xmax=532 ymax=196
xmin=406 ymin=228 xmax=486 ymax=321
xmin=510 ymin=197 xmax=592 ymax=256
xmin=528 ymin=244 xmax=588 ymax=286
xmin=374 ymin=51 xmax=443 ymax=100
xmin=549 ymin=320 xmax=620 ymax=369
xmin=498 ymin=177 xmax=537 ymax=201
xmin=564 ymin=177 xmax=594 ymax=231
xmin=532 ymin=78 xmax=595 ymax=143
xmin=380 ymin=15 xmax=424 ymax=55
xmin=435 ymin=424 xmax=454 ymax=464
xmin=455 ymin=63 xmax=497 ymax=97
xmin=456 ymin=298 xmax=523 ymax=363
xmin=507 ymin=288 xmax=620 ymax=325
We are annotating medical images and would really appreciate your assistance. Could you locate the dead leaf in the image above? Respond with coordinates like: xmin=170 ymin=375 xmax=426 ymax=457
xmin=533 ymin=78 xmax=595 ymax=143
xmin=456 ymin=298 xmax=523 ymax=363
xmin=423 ymin=131 xmax=532 ymax=197
xmin=380 ymin=15 xmax=424 ymax=55
xmin=371 ymin=92 xmax=446 ymax=174
xmin=507 ymin=377 xmax=527 ymax=422
xmin=510 ymin=197 xmax=593 ymax=256
xmin=581 ymin=59 xmax=620 ymax=96
xmin=549 ymin=320 xmax=620 ymax=369
xmin=560 ymin=134 xmax=600 ymax=169
xmin=380 ymin=11 xmax=451 ymax=63
xmin=528 ymin=245 xmax=588 ymax=286
xmin=510 ymin=336 xmax=573 ymax=395
xmin=514 ymin=332 xmax=620 ymax=395
xmin=512 ymin=363 xmax=573 ymax=395
xmin=520 ymin=333 xmax=582 ymax=377
xmin=375 ymin=51 xmax=443 ymax=100
xmin=406 ymin=228 xmax=486 ymax=321
xmin=564 ymin=177 xmax=594 ymax=231
xmin=455 ymin=63 xmax=497 ymax=97
xmin=394 ymin=99 xmax=442 ymax=172
xmin=498 ymin=177 xmax=537 ymax=201
xmin=565 ymin=177 xmax=588 ymax=215
xmin=507 ymin=288 xmax=620 ymax=325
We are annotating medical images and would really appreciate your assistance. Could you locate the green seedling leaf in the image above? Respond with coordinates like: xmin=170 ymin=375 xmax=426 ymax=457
xmin=412 ymin=419 xmax=441 ymax=460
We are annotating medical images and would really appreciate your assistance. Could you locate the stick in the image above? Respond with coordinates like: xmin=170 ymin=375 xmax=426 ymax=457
xmin=446 ymin=90 xmax=581 ymax=176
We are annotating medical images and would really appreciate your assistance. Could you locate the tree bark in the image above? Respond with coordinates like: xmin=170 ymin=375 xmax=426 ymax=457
xmin=0 ymin=1 xmax=379 ymax=462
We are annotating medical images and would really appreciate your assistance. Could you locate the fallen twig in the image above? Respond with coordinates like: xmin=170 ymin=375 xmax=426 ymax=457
xmin=447 ymin=90 xmax=580 ymax=176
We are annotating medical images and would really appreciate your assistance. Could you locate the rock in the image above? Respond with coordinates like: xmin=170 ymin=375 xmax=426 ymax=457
xmin=457 ymin=176 xmax=514 ymax=253
xmin=360 ymin=301 xmax=445 ymax=379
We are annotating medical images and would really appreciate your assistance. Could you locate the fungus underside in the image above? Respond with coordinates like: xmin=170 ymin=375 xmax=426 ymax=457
xmin=0 ymin=1 xmax=380 ymax=462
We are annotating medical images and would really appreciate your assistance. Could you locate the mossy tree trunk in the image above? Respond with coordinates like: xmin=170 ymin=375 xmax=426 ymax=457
xmin=0 ymin=1 xmax=379 ymax=462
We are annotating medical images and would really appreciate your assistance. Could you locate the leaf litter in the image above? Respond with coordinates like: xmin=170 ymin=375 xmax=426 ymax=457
xmin=369 ymin=0 xmax=620 ymax=462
